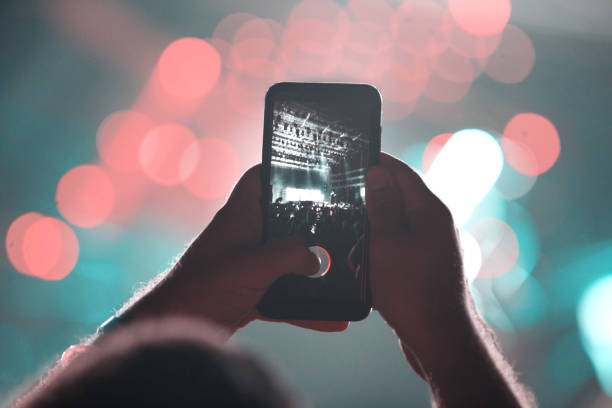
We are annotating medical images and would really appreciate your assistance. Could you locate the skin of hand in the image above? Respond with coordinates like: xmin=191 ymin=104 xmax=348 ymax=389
xmin=365 ymin=153 xmax=529 ymax=407
xmin=366 ymin=153 xmax=466 ymax=360
xmin=120 ymin=164 xmax=349 ymax=336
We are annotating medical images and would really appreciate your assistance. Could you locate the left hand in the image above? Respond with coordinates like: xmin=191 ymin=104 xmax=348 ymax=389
xmin=138 ymin=165 xmax=350 ymax=336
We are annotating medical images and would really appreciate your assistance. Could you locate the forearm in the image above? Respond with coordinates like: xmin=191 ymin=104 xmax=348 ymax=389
xmin=396 ymin=301 xmax=535 ymax=407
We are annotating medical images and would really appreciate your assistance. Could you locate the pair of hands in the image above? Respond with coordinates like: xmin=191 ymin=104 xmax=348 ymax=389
xmin=149 ymin=152 xmax=468 ymax=365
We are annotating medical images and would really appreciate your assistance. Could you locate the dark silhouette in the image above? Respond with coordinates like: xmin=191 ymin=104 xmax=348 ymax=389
xmin=12 ymin=153 xmax=535 ymax=408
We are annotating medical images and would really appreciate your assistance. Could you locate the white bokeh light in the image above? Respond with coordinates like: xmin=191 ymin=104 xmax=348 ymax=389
xmin=459 ymin=229 xmax=482 ymax=284
xmin=425 ymin=129 xmax=504 ymax=227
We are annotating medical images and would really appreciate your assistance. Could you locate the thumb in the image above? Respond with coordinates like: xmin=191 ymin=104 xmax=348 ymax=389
xmin=366 ymin=165 xmax=403 ymax=235
xmin=231 ymin=237 xmax=320 ymax=290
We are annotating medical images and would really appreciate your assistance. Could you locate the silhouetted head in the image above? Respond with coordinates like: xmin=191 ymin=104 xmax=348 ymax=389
xmin=17 ymin=318 xmax=297 ymax=408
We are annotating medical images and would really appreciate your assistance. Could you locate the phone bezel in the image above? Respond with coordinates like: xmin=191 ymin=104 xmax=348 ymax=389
xmin=259 ymin=82 xmax=382 ymax=321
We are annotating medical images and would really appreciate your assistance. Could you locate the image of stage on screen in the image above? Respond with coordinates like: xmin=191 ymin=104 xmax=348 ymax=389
xmin=267 ymin=99 xmax=371 ymax=281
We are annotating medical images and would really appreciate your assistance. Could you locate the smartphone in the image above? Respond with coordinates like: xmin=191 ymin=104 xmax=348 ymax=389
xmin=256 ymin=82 xmax=382 ymax=321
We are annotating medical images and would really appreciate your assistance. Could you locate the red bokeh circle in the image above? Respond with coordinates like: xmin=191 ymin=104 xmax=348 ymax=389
xmin=6 ymin=212 xmax=44 ymax=276
xmin=22 ymin=216 xmax=79 ymax=280
xmin=484 ymin=25 xmax=535 ymax=84
xmin=393 ymin=0 xmax=453 ymax=57
xmin=156 ymin=37 xmax=221 ymax=101
xmin=448 ymin=0 xmax=511 ymax=37
xmin=56 ymin=165 xmax=115 ymax=228
xmin=139 ymin=123 xmax=200 ymax=186
xmin=96 ymin=110 xmax=155 ymax=173
xmin=502 ymin=113 xmax=560 ymax=176
xmin=183 ymin=138 xmax=241 ymax=200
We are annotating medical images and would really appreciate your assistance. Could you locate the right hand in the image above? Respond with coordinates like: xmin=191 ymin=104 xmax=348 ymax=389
xmin=365 ymin=153 xmax=470 ymax=369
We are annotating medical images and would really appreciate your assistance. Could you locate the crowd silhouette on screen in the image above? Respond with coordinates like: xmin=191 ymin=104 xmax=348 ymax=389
xmin=268 ymin=200 xmax=364 ymax=281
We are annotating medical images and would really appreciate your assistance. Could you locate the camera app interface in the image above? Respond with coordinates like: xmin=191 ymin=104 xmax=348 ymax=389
xmin=267 ymin=97 xmax=372 ymax=296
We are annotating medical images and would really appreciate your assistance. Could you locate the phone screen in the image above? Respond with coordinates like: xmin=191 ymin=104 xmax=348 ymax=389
xmin=260 ymin=84 xmax=380 ymax=319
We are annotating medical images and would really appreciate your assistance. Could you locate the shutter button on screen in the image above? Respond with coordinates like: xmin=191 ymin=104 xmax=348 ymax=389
xmin=308 ymin=245 xmax=330 ymax=278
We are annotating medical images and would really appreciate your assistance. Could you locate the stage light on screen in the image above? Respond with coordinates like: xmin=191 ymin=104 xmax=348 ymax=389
xmin=578 ymin=274 xmax=612 ymax=396
xmin=139 ymin=123 xmax=199 ymax=186
xmin=56 ymin=165 xmax=115 ymax=228
xmin=425 ymin=129 xmax=503 ymax=226
xmin=21 ymin=217 xmax=79 ymax=280
xmin=502 ymin=113 xmax=560 ymax=177
xmin=284 ymin=188 xmax=324 ymax=202
xmin=156 ymin=37 xmax=221 ymax=101
xmin=448 ymin=0 xmax=511 ymax=37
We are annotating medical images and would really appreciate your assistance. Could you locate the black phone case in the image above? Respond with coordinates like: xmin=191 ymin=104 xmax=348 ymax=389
xmin=256 ymin=82 xmax=381 ymax=321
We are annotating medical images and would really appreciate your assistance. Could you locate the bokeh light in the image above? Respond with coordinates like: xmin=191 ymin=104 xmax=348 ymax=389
xmin=6 ymin=212 xmax=44 ymax=276
xmin=380 ymin=99 xmax=418 ymax=122
xmin=279 ymin=0 xmax=349 ymax=78
xmin=22 ymin=216 xmax=79 ymax=280
xmin=183 ymin=138 xmax=241 ymax=200
xmin=393 ymin=0 xmax=452 ymax=57
xmin=448 ymin=0 xmax=511 ymax=37
xmin=578 ymin=274 xmax=612 ymax=396
xmin=505 ymin=201 xmax=540 ymax=276
xmin=56 ymin=165 xmax=115 ymax=228
xmin=423 ymin=72 xmax=472 ymax=103
xmin=494 ymin=158 xmax=538 ymax=200
xmin=484 ymin=24 xmax=535 ymax=84
xmin=346 ymin=0 xmax=393 ymax=29
xmin=212 ymin=12 xmax=258 ymax=43
xmin=225 ymin=60 xmax=285 ymax=118
xmin=139 ymin=123 xmax=199 ymax=186
xmin=286 ymin=0 xmax=349 ymax=57
xmin=421 ymin=132 xmax=452 ymax=172
xmin=502 ymin=112 xmax=561 ymax=176
xmin=432 ymin=48 xmax=479 ymax=84
xmin=459 ymin=229 xmax=482 ymax=284
xmin=102 ymin=165 xmax=151 ymax=226
xmin=449 ymin=21 xmax=502 ymax=59
xmin=425 ymin=129 xmax=504 ymax=226
xmin=156 ymin=37 xmax=221 ymax=101
xmin=468 ymin=217 xmax=519 ymax=279
xmin=228 ymin=18 xmax=279 ymax=72
xmin=96 ymin=110 xmax=155 ymax=173
xmin=2 ymin=1 xmax=605 ymax=406
xmin=498 ymin=274 xmax=547 ymax=329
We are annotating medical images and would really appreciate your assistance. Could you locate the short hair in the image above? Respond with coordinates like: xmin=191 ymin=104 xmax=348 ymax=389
xmin=17 ymin=318 xmax=297 ymax=408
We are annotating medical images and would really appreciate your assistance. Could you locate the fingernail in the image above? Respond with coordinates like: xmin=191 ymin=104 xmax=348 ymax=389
xmin=368 ymin=166 xmax=388 ymax=191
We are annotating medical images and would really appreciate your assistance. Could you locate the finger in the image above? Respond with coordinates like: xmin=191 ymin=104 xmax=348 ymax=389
xmin=378 ymin=152 xmax=451 ymax=229
xmin=286 ymin=320 xmax=350 ymax=332
xmin=231 ymin=237 xmax=320 ymax=290
xmin=256 ymin=312 xmax=350 ymax=332
xmin=400 ymin=339 xmax=427 ymax=380
xmin=366 ymin=165 xmax=404 ymax=235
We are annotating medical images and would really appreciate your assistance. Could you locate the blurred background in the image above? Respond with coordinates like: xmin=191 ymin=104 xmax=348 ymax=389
xmin=1 ymin=0 xmax=611 ymax=406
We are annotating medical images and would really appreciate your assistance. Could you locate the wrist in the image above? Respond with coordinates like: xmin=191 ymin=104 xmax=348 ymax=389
xmin=397 ymin=312 xmax=522 ymax=407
